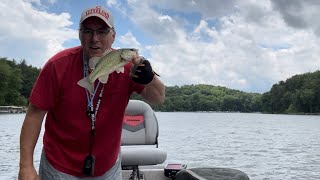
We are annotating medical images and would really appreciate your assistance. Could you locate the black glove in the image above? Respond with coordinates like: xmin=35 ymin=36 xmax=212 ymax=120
xmin=130 ymin=57 xmax=158 ymax=84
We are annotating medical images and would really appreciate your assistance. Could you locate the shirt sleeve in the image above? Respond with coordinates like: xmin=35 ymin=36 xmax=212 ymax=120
xmin=29 ymin=60 xmax=59 ymax=111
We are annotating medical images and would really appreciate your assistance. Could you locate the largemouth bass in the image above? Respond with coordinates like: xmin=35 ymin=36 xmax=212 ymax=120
xmin=77 ymin=48 xmax=138 ymax=94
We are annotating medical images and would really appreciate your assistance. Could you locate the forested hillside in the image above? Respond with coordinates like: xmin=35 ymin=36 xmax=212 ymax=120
xmin=0 ymin=58 xmax=40 ymax=106
xmin=1 ymin=58 xmax=319 ymax=114
xmin=260 ymin=71 xmax=320 ymax=114
xmin=134 ymin=85 xmax=262 ymax=112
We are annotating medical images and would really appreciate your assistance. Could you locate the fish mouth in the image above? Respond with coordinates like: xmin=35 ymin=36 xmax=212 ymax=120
xmin=128 ymin=48 xmax=137 ymax=50
xmin=118 ymin=48 xmax=138 ymax=52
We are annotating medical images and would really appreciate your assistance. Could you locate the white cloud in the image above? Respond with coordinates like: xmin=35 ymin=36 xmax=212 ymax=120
xmin=271 ymin=0 xmax=320 ymax=30
xmin=118 ymin=31 xmax=141 ymax=49
xmin=106 ymin=0 xmax=118 ymax=7
xmin=122 ymin=0 xmax=320 ymax=93
xmin=149 ymin=0 xmax=237 ymax=18
xmin=23 ymin=0 xmax=41 ymax=6
xmin=106 ymin=0 xmax=129 ymax=17
xmin=47 ymin=0 xmax=57 ymax=4
xmin=2 ymin=0 xmax=320 ymax=93
xmin=0 ymin=0 xmax=78 ymax=67
xmin=127 ymin=0 xmax=187 ymax=44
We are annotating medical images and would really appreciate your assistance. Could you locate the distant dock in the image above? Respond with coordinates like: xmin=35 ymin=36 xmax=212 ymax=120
xmin=0 ymin=106 xmax=27 ymax=114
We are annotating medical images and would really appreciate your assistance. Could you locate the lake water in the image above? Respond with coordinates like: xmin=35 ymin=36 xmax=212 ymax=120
xmin=0 ymin=112 xmax=320 ymax=180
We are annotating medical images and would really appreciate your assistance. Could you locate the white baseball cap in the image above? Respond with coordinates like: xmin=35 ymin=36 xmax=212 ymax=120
xmin=80 ymin=5 xmax=114 ymax=28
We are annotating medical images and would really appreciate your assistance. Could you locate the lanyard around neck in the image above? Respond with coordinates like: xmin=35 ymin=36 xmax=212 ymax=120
xmin=82 ymin=53 xmax=104 ymax=154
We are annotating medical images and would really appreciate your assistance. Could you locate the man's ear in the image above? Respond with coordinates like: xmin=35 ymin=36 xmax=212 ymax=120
xmin=112 ymin=30 xmax=116 ymax=42
xmin=78 ymin=27 xmax=83 ymax=41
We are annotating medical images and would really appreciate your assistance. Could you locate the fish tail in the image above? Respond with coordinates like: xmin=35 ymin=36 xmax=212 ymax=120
xmin=77 ymin=77 xmax=94 ymax=94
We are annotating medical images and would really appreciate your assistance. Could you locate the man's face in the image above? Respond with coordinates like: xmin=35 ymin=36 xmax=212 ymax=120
xmin=79 ymin=17 xmax=115 ymax=60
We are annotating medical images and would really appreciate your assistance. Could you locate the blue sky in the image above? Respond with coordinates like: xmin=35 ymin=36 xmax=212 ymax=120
xmin=1 ymin=0 xmax=320 ymax=93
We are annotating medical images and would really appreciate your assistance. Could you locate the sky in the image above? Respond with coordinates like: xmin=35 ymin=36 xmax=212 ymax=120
xmin=1 ymin=0 xmax=320 ymax=93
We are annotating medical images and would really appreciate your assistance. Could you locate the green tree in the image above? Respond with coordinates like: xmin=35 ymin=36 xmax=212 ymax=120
xmin=4 ymin=67 xmax=24 ymax=105
xmin=18 ymin=59 xmax=40 ymax=98
xmin=0 ymin=59 xmax=11 ymax=105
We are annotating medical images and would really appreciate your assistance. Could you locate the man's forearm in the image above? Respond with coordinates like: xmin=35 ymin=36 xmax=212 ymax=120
xmin=19 ymin=104 xmax=46 ymax=168
xmin=141 ymin=75 xmax=165 ymax=105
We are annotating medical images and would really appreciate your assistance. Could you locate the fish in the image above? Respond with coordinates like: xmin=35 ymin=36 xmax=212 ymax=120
xmin=77 ymin=48 xmax=138 ymax=94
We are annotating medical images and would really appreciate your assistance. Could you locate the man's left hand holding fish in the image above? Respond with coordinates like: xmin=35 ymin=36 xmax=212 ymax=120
xmin=130 ymin=56 xmax=165 ymax=105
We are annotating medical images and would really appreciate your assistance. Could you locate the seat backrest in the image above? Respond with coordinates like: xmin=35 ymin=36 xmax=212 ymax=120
xmin=121 ymin=100 xmax=159 ymax=146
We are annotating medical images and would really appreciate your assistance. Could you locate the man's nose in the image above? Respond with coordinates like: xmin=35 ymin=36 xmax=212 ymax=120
xmin=91 ymin=31 xmax=99 ymax=41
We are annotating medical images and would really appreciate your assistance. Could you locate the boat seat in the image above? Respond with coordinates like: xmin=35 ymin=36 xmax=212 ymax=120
xmin=121 ymin=100 xmax=167 ymax=179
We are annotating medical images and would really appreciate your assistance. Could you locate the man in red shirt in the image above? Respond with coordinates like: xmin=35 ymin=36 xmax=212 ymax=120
xmin=18 ymin=5 xmax=165 ymax=180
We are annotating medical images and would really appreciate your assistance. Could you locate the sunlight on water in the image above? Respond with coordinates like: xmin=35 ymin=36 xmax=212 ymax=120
xmin=0 ymin=112 xmax=320 ymax=180
xmin=0 ymin=114 xmax=44 ymax=180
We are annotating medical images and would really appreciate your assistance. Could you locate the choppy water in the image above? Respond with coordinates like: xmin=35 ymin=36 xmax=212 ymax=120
xmin=1 ymin=112 xmax=320 ymax=180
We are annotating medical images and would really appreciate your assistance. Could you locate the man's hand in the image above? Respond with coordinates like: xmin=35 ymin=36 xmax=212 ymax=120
xmin=18 ymin=166 xmax=38 ymax=180
xmin=130 ymin=57 xmax=157 ymax=84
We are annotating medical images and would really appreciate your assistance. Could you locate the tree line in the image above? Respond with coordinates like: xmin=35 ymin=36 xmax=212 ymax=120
xmin=1 ymin=58 xmax=319 ymax=114
xmin=0 ymin=58 xmax=40 ymax=106
xmin=136 ymin=85 xmax=262 ymax=112
xmin=260 ymin=71 xmax=320 ymax=114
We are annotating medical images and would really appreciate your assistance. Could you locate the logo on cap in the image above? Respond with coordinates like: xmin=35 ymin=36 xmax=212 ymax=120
xmin=85 ymin=6 xmax=110 ymax=21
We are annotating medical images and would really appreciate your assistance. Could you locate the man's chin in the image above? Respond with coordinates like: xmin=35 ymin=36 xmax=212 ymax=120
xmin=89 ymin=51 xmax=103 ymax=58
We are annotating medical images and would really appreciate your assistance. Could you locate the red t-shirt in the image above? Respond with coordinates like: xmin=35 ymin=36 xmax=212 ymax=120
xmin=29 ymin=46 xmax=145 ymax=176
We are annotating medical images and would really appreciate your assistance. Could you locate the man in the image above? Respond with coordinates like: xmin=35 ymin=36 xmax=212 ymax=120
xmin=18 ymin=5 xmax=165 ymax=180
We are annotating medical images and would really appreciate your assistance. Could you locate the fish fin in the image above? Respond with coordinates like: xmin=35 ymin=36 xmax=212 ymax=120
xmin=77 ymin=77 xmax=94 ymax=94
xmin=98 ymin=75 xmax=109 ymax=84
xmin=116 ymin=67 xmax=125 ymax=73
xmin=89 ymin=57 xmax=100 ymax=70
